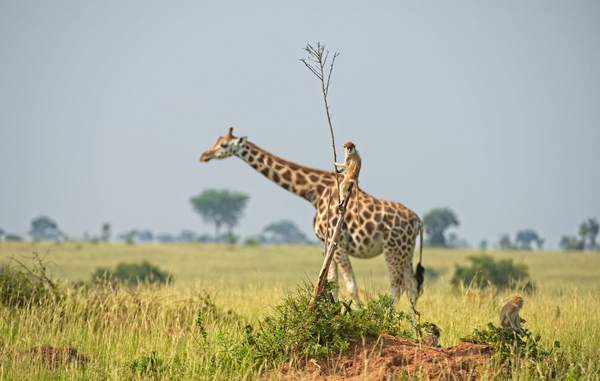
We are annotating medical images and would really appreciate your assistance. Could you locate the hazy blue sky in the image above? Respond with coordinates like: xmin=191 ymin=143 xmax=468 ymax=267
xmin=1 ymin=1 xmax=599 ymax=249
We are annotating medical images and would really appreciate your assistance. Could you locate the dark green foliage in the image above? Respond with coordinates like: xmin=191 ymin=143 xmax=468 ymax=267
xmin=92 ymin=261 xmax=173 ymax=286
xmin=247 ymin=281 xmax=411 ymax=361
xmin=461 ymin=322 xmax=559 ymax=361
xmin=451 ymin=254 xmax=535 ymax=291
xmin=0 ymin=253 xmax=61 ymax=307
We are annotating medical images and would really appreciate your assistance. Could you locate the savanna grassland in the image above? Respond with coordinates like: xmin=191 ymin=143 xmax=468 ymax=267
xmin=0 ymin=240 xmax=599 ymax=380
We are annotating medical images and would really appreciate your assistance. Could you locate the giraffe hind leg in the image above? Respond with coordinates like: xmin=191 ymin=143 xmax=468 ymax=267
xmin=383 ymin=235 xmax=419 ymax=332
xmin=382 ymin=240 xmax=405 ymax=307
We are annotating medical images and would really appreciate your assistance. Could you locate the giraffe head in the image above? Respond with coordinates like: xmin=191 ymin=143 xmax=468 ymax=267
xmin=200 ymin=127 xmax=248 ymax=162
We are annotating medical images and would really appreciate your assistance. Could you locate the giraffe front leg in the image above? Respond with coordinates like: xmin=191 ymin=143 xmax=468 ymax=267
xmin=327 ymin=259 xmax=339 ymax=301
xmin=333 ymin=248 xmax=360 ymax=309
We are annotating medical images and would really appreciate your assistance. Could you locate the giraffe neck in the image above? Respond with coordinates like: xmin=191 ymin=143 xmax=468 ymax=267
xmin=236 ymin=142 xmax=336 ymax=206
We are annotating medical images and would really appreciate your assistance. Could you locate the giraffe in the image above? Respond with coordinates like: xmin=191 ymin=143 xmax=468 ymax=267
xmin=199 ymin=127 xmax=425 ymax=318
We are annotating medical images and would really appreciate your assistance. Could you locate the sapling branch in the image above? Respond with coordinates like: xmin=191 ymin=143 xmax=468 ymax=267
xmin=301 ymin=42 xmax=347 ymax=311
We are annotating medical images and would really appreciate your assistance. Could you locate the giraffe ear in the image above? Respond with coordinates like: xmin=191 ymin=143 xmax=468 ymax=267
xmin=234 ymin=136 xmax=247 ymax=146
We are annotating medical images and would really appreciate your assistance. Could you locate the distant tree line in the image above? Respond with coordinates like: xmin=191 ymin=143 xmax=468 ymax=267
xmin=3 ymin=194 xmax=595 ymax=252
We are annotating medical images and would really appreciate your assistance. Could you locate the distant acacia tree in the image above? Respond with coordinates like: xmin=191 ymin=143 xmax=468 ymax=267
xmin=514 ymin=229 xmax=544 ymax=250
xmin=579 ymin=218 xmax=599 ymax=251
xmin=29 ymin=216 xmax=66 ymax=241
xmin=261 ymin=220 xmax=311 ymax=244
xmin=190 ymin=189 xmax=249 ymax=243
xmin=498 ymin=234 xmax=513 ymax=250
xmin=101 ymin=223 xmax=111 ymax=242
xmin=0 ymin=228 xmax=4 ymax=241
xmin=422 ymin=208 xmax=459 ymax=247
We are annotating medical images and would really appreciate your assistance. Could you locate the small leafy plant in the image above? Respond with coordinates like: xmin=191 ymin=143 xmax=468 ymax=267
xmin=125 ymin=351 xmax=166 ymax=377
xmin=461 ymin=322 xmax=559 ymax=361
xmin=124 ymin=350 xmax=188 ymax=379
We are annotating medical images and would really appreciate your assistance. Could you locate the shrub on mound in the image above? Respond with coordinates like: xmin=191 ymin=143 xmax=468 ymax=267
xmin=244 ymin=281 xmax=412 ymax=361
xmin=92 ymin=261 xmax=173 ymax=286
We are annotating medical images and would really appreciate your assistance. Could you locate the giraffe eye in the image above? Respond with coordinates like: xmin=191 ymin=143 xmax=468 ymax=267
xmin=220 ymin=144 xmax=228 ymax=148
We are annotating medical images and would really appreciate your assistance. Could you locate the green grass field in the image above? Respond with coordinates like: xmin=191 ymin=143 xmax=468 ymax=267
xmin=2 ymin=241 xmax=599 ymax=290
xmin=0 ymin=241 xmax=599 ymax=380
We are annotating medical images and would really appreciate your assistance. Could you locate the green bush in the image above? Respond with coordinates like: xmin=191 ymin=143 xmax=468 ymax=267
xmin=451 ymin=254 xmax=535 ymax=291
xmin=0 ymin=253 xmax=61 ymax=307
xmin=244 ymin=281 xmax=412 ymax=362
xmin=92 ymin=261 xmax=173 ymax=286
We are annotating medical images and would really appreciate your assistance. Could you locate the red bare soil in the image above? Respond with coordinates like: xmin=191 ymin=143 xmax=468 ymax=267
xmin=281 ymin=334 xmax=496 ymax=380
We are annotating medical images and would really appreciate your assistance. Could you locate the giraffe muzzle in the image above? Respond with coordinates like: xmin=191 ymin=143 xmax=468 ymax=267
xmin=199 ymin=152 xmax=213 ymax=162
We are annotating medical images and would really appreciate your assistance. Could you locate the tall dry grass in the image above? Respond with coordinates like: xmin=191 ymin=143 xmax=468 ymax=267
xmin=0 ymin=281 xmax=598 ymax=380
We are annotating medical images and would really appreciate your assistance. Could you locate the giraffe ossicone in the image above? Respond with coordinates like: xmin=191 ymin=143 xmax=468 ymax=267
xmin=200 ymin=128 xmax=424 ymax=319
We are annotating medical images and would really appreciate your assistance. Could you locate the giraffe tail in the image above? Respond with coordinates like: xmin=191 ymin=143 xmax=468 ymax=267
xmin=415 ymin=216 xmax=425 ymax=295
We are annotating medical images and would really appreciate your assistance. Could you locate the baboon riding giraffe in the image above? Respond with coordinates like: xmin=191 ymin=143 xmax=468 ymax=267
xmin=200 ymin=128 xmax=424 ymax=316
